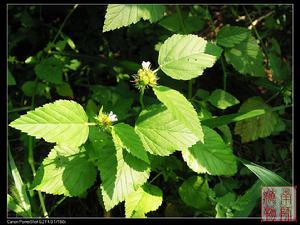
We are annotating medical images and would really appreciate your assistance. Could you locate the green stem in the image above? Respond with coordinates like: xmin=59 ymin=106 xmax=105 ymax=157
xmin=220 ymin=56 xmax=227 ymax=92
xmin=28 ymin=79 xmax=48 ymax=217
xmin=139 ymin=88 xmax=145 ymax=110
xmin=176 ymin=5 xmax=187 ymax=34
xmin=52 ymin=4 xmax=78 ymax=43
xmin=149 ymin=171 xmax=163 ymax=184
xmin=48 ymin=196 xmax=67 ymax=216
xmin=28 ymin=138 xmax=48 ymax=217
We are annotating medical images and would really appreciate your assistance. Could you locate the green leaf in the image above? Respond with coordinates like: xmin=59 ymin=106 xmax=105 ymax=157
xmin=56 ymin=83 xmax=74 ymax=97
xmin=153 ymin=85 xmax=204 ymax=143
xmin=31 ymin=145 xmax=97 ymax=196
xmin=208 ymin=89 xmax=240 ymax=110
xmin=239 ymin=158 xmax=290 ymax=186
xmin=34 ymin=57 xmax=64 ymax=84
xmin=215 ymin=192 xmax=236 ymax=218
xmin=9 ymin=100 xmax=89 ymax=147
xmin=216 ymin=26 xmax=250 ymax=48
xmin=65 ymin=59 xmax=81 ymax=71
xmin=21 ymin=81 xmax=51 ymax=99
xmin=103 ymin=4 xmax=166 ymax=32
xmin=112 ymin=123 xmax=149 ymax=164
xmin=8 ymin=148 xmax=32 ymax=217
xmin=99 ymin=132 xmax=150 ymax=211
xmin=178 ymin=176 xmax=214 ymax=210
xmin=159 ymin=13 xmax=204 ymax=33
xmin=232 ymin=180 xmax=262 ymax=217
xmin=234 ymin=97 xmax=279 ymax=143
xmin=205 ymin=41 xmax=223 ymax=59
xmin=215 ymin=180 xmax=262 ymax=218
xmin=182 ymin=126 xmax=237 ymax=176
xmin=7 ymin=194 xmax=29 ymax=217
xmin=8 ymin=69 xmax=16 ymax=85
xmin=158 ymin=34 xmax=217 ymax=80
xmin=135 ymin=104 xmax=198 ymax=156
xmin=225 ymin=35 xmax=265 ymax=77
xmin=268 ymin=52 xmax=291 ymax=80
xmin=125 ymin=183 xmax=163 ymax=218
xmin=202 ymin=108 xmax=272 ymax=129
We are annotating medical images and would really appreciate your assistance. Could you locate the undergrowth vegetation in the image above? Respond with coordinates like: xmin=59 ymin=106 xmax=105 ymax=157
xmin=7 ymin=4 xmax=292 ymax=218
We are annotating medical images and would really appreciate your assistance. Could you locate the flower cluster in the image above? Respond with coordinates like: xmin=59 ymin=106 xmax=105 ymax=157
xmin=133 ymin=61 xmax=158 ymax=91
xmin=95 ymin=107 xmax=118 ymax=128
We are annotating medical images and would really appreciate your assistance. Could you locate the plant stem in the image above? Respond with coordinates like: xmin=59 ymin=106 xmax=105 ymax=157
xmin=49 ymin=197 xmax=67 ymax=216
xmin=139 ymin=88 xmax=145 ymax=110
xmin=149 ymin=171 xmax=163 ymax=184
xmin=52 ymin=4 xmax=78 ymax=43
xmin=27 ymin=79 xmax=48 ymax=217
xmin=220 ymin=55 xmax=228 ymax=92
xmin=28 ymin=138 xmax=48 ymax=217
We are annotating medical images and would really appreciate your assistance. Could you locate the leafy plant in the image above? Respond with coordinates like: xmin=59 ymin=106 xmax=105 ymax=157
xmin=8 ymin=4 xmax=292 ymax=218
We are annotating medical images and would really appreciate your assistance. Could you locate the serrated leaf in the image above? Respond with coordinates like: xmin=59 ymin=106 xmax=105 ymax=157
xmin=225 ymin=35 xmax=265 ymax=77
xmin=158 ymin=34 xmax=217 ymax=80
xmin=103 ymin=4 xmax=165 ymax=32
xmin=34 ymin=57 xmax=64 ymax=84
xmin=205 ymin=41 xmax=223 ymax=59
xmin=208 ymin=89 xmax=240 ymax=110
xmin=239 ymin=159 xmax=290 ymax=186
xmin=182 ymin=126 xmax=237 ymax=176
xmin=135 ymin=104 xmax=198 ymax=156
xmin=99 ymin=133 xmax=150 ymax=211
xmin=178 ymin=176 xmax=214 ymax=210
xmin=9 ymin=100 xmax=89 ymax=147
xmin=234 ymin=97 xmax=279 ymax=143
xmin=31 ymin=145 xmax=97 ymax=196
xmin=125 ymin=183 xmax=163 ymax=218
xmin=112 ymin=123 xmax=149 ymax=164
xmin=216 ymin=26 xmax=250 ymax=48
xmin=8 ymin=69 xmax=16 ymax=85
xmin=153 ymin=85 xmax=204 ymax=143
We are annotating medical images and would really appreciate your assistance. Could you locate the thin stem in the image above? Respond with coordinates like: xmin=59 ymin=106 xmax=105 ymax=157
xmin=149 ymin=172 xmax=163 ymax=184
xmin=27 ymin=79 xmax=48 ymax=217
xmin=220 ymin=56 xmax=228 ymax=92
xmin=28 ymin=138 xmax=48 ymax=217
xmin=52 ymin=4 xmax=78 ymax=43
xmin=139 ymin=88 xmax=145 ymax=110
xmin=49 ymin=196 xmax=67 ymax=216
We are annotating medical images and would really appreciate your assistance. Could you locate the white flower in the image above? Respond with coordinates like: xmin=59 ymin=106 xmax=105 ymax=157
xmin=108 ymin=111 xmax=118 ymax=122
xmin=142 ymin=61 xmax=151 ymax=70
